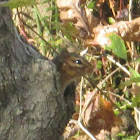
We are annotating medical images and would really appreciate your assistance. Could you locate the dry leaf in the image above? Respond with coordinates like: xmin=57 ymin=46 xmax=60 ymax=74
xmin=83 ymin=93 xmax=122 ymax=137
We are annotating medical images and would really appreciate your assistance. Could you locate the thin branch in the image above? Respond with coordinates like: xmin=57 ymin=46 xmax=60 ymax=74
xmin=107 ymin=55 xmax=130 ymax=76
xmin=104 ymin=90 xmax=131 ymax=105
xmin=78 ymin=119 xmax=97 ymax=140
xmin=134 ymin=107 xmax=140 ymax=130
xmin=129 ymin=0 xmax=133 ymax=21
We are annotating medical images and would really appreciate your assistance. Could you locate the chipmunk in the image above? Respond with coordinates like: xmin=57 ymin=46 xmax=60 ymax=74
xmin=53 ymin=49 xmax=94 ymax=91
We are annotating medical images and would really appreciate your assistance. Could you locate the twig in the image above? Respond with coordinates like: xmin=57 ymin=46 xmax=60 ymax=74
xmin=107 ymin=55 xmax=130 ymax=75
xmin=104 ymin=90 xmax=131 ymax=105
xmin=78 ymin=120 xmax=97 ymax=140
xmin=134 ymin=107 xmax=140 ymax=130
xmin=129 ymin=0 xmax=133 ymax=21
xmin=76 ymin=77 xmax=97 ymax=140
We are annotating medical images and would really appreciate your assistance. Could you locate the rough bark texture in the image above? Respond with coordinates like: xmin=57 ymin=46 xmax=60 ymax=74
xmin=0 ymin=6 xmax=75 ymax=140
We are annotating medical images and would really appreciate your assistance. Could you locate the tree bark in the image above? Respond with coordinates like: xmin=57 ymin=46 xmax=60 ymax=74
xmin=0 ymin=5 xmax=75 ymax=140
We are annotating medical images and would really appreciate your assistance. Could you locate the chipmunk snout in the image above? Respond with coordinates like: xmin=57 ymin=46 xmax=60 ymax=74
xmin=84 ymin=63 xmax=93 ymax=73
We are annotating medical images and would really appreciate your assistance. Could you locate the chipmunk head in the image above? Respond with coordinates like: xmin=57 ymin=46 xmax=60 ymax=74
xmin=53 ymin=48 xmax=95 ymax=91
xmin=60 ymin=49 xmax=94 ymax=78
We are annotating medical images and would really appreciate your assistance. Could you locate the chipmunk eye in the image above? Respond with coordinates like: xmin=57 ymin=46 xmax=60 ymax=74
xmin=75 ymin=59 xmax=83 ymax=64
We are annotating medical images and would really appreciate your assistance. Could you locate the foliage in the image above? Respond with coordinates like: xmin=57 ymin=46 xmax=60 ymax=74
xmin=105 ymin=33 xmax=127 ymax=60
xmin=0 ymin=0 xmax=36 ymax=8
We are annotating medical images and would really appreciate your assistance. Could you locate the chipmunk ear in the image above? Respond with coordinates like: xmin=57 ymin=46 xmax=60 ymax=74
xmin=61 ymin=48 xmax=70 ymax=58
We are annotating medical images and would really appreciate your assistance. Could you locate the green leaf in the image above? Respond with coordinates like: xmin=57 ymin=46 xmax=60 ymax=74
xmin=0 ymin=0 xmax=36 ymax=9
xmin=131 ymin=94 xmax=140 ymax=107
xmin=108 ymin=17 xmax=116 ymax=24
xmin=129 ymin=67 xmax=140 ymax=78
xmin=116 ymin=132 xmax=139 ymax=140
xmin=114 ymin=109 xmax=120 ymax=116
xmin=87 ymin=1 xmax=95 ymax=9
xmin=132 ymin=57 xmax=140 ymax=62
xmin=119 ymin=77 xmax=140 ymax=88
xmin=97 ymin=60 xmax=102 ymax=70
xmin=105 ymin=33 xmax=127 ymax=60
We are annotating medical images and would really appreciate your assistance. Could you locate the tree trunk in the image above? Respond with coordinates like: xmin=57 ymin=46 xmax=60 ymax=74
xmin=0 ymin=5 xmax=75 ymax=140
